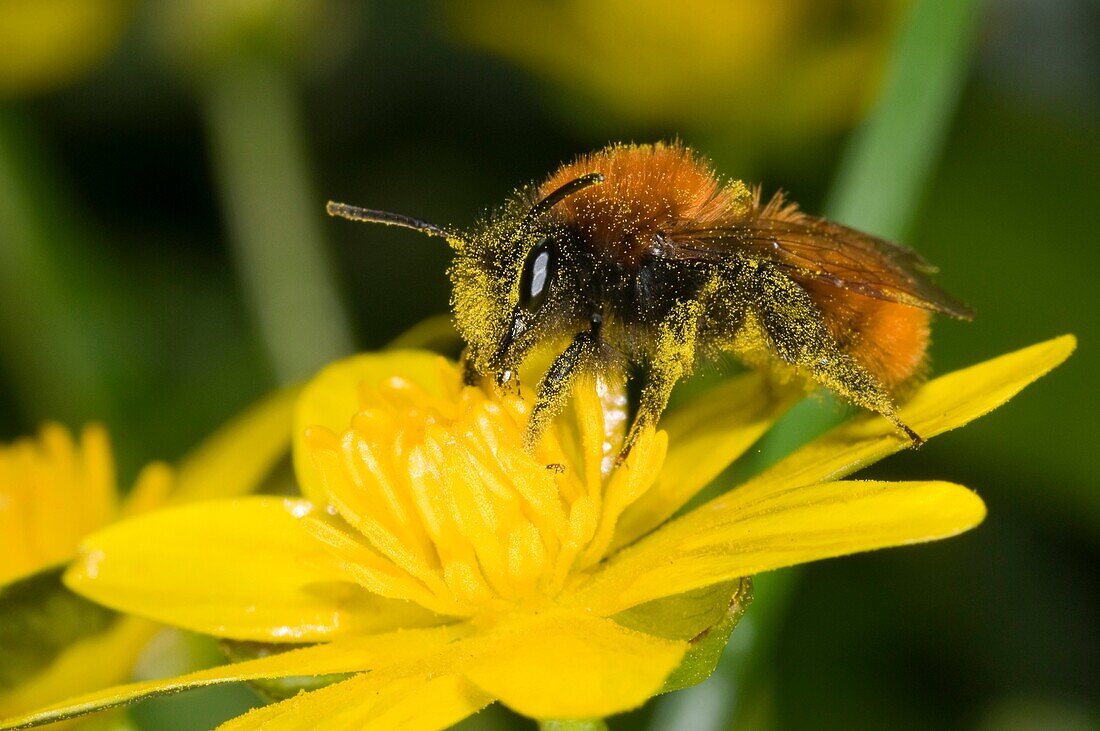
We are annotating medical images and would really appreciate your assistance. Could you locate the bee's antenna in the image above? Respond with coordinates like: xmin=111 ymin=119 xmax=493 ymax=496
xmin=524 ymin=172 xmax=604 ymax=224
xmin=326 ymin=201 xmax=461 ymax=248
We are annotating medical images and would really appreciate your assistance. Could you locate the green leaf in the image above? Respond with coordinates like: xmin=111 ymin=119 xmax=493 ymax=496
xmin=611 ymin=578 xmax=753 ymax=694
xmin=0 ymin=567 xmax=115 ymax=690
xmin=612 ymin=580 xmax=743 ymax=641
xmin=658 ymin=579 xmax=753 ymax=694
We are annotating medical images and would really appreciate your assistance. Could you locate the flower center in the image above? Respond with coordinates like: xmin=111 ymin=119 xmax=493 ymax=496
xmin=303 ymin=366 xmax=667 ymax=617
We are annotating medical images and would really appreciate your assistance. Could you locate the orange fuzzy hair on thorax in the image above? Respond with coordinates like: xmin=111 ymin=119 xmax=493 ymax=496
xmin=539 ymin=142 xmax=931 ymax=389
xmin=538 ymin=142 xmax=753 ymax=264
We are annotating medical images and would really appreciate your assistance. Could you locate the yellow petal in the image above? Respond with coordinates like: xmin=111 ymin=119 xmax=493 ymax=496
xmin=463 ymin=611 xmax=687 ymax=719
xmin=65 ymin=498 xmax=441 ymax=641
xmin=217 ymin=671 xmax=491 ymax=731
xmin=0 ymin=424 xmax=118 ymax=585
xmin=294 ymin=352 xmax=452 ymax=502
xmin=576 ymin=480 xmax=985 ymax=614
xmin=736 ymin=335 xmax=1076 ymax=500
xmin=0 ymin=0 xmax=132 ymax=95
xmin=384 ymin=314 xmax=462 ymax=354
xmin=612 ymin=372 xmax=798 ymax=550
xmin=71 ymin=425 xmax=117 ymax=540
xmin=0 ymin=626 xmax=469 ymax=730
xmin=165 ymin=386 xmax=299 ymax=505
xmin=0 ymin=616 xmax=156 ymax=719
xmin=119 ymin=463 xmax=174 ymax=518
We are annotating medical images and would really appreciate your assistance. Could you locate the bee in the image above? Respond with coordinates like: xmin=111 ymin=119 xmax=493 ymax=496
xmin=328 ymin=142 xmax=972 ymax=457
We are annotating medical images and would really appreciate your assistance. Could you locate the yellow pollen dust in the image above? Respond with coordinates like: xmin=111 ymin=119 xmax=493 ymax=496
xmin=304 ymin=367 xmax=668 ymax=618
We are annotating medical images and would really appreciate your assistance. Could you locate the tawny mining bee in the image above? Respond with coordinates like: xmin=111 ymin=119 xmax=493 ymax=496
xmin=328 ymin=142 xmax=972 ymax=457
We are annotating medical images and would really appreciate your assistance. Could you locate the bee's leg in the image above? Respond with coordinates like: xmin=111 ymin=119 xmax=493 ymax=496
xmin=524 ymin=320 xmax=600 ymax=451
xmin=459 ymin=347 xmax=480 ymax=386
xmin=618 ymin=302 xmax=702 ymax=463
xmin=750 ymin=265 xmax=922 ymax=446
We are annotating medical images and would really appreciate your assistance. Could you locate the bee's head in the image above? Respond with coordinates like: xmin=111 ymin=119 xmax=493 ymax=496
xmin=326 ymin=173 xmax=603 ymax=385
xmin=450 ymin=174 xmax=603 ymax=384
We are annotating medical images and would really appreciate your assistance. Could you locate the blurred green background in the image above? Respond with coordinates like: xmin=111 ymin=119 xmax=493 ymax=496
xmin=0 ymin=0 xmax=1096 ymax=729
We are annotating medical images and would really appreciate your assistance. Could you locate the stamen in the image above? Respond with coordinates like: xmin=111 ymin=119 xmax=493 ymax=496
xmin=304 ymin=370 xmax=668 ymax=614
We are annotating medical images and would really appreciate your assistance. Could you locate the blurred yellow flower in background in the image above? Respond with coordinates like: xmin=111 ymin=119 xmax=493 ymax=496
xmin=0 ymin=391 xmax=296 ymax=724
xmin=448 ymin=0 xmax=907 ymax=147
xmin=0 ymin=335 xmax=1072 ymax=730
xmin=0 ymin=424 xmax=148 ymax=587
xmin=0 ymin=0 xmax=133 ymax=96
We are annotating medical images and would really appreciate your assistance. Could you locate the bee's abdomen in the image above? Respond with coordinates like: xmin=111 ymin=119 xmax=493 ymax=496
xmin=804 ymin=281 xmax=931 ymax=389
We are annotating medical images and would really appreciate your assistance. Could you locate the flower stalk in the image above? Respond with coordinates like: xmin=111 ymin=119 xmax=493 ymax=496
xmin=538 ymin=719 xmax=610 ymax=731
xmin=204 ymin=58 xmax=354 ymax=383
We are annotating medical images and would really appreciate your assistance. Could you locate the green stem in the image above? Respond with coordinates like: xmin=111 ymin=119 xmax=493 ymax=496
xmin=731 ymin=1 xmax=986 ymax=729
xmin=825 ymin=0 xmax=985 ymax=235
xmin=538 ymin=720 xmax=609 ymax=731
xmin=649 ymin=2 xmax=986 ymax=730
xmin=0 ymin=109 xmax=120 ymax=424
xmin=203 ymin=59 xmax=355 ymax=384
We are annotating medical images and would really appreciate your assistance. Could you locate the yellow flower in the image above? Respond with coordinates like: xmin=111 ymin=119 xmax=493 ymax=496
xmin=0 ymin=390 xmax=297 ymax=723
xmin=0 ymin=336 xmax=1074 ymax=730
xmin=447 ymin=0 xmax=905 ymax=143
xmin=0 ymin=0 xmax=133 ymax=96
xmin=0 ymin=425 xmax=125 ymax=587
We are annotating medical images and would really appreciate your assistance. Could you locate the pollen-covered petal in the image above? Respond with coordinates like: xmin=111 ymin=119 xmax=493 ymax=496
xmin=294 ymin=351 xmax=454 ymax=503
xmin=0 ymin=626 xmax=469 ymax=731
xmin=575 ymin=480 xmax=985 ymax=614
xmin=736 ymin=335 xmax=1076 ymax=500
xmin=64 ymin=498 xmax=442 ymax=641
xmin=462 ymin=612 xmax=687 ymax=719
xmin=216 ymin=671 xmax=491 ymax=731
xmin=578 ymin=427 xmax=667 ymax=568
xmin=166 ymin=386 xmax=299 ymax=505
xmin=612 ymin=372 xmax=798 ymax=550
xmin=302 ymin=512 xmax=467 ymax=617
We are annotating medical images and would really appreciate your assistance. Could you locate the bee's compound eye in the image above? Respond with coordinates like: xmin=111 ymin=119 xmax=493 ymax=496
xmin=519 ymin=237 xmax=554 ymax=313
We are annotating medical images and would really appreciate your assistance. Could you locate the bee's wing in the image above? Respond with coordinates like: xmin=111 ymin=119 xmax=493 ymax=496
xmin=670 ymin=217 xmax=974 ymax=319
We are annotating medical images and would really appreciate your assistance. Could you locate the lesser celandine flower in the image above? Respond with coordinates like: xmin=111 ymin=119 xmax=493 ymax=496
xmin=0 ymin=336 xmax=1074 ymax=730
xmin=0 ymin=390 xmax=296 ymax=723
xmin=0 ymin=0 xmax=133 ymax=96
xmin=448 ymin=0 xmax=904 ymax=143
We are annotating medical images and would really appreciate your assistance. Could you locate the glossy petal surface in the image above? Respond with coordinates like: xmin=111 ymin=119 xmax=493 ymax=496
xmin=613 ymin=372 xmax=797 ymax=549
xmin=463 ymin=612 xmax=687 ymax=719
xmin=0 ymin=626 xmax=471 ymax=730
xmin=65 ymin=498 xmax=440 ymax=641
xmin=577 ymin=480 xmax=985 ymax=613
xmin=218 ymin=671 xmax=490 ymax=731
xmin=736 ymin=335 xmax=1076 ymax=499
